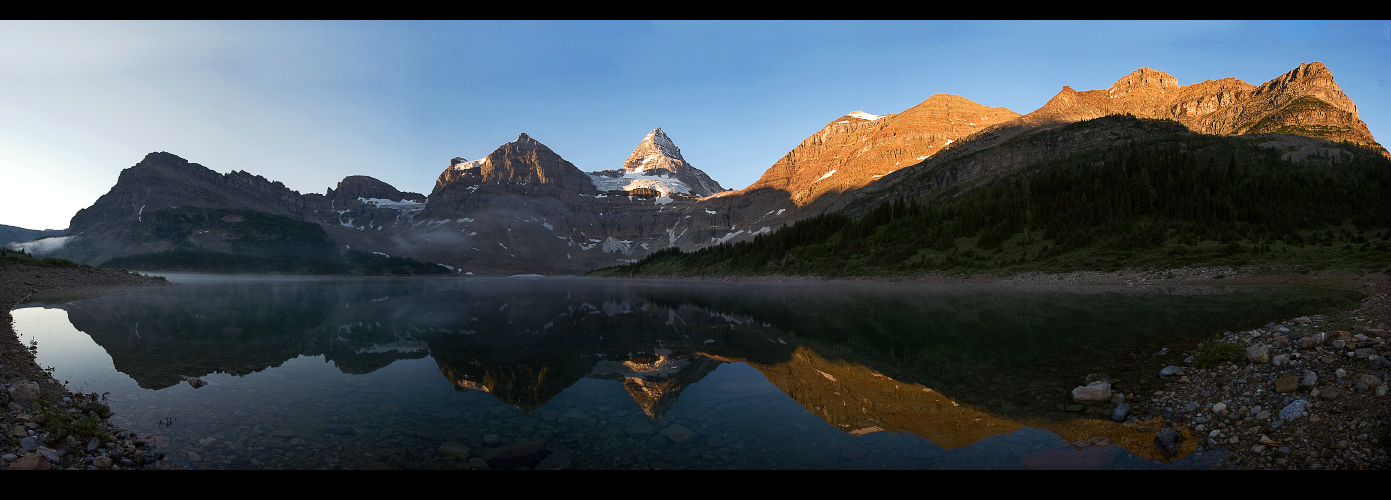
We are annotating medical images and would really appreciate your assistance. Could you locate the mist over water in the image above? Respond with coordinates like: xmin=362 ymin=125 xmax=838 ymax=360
xmin=13 ymin=276 xmax=1358 ymax=469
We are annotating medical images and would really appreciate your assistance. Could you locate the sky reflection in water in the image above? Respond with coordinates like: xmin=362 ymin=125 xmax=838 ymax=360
xmin=13 ymin=276 xmax=1358 ymax=469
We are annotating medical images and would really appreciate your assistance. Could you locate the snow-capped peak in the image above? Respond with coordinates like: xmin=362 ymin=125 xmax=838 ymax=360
xmin=641 ymin=128 xmax=683 ymax=162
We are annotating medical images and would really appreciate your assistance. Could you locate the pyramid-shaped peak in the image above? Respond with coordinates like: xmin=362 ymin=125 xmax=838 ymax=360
xmin=1108 ymin=67 xmax=1179 ymax=96
xmin=637 ymin=128 xmax=683 ymax=161
xmin=504 ymin=133 xmax=551 ymax=153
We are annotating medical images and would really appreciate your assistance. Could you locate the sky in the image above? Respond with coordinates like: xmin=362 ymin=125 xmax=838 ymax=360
xmin=2 ymin=20 xmax=1389 ymax=230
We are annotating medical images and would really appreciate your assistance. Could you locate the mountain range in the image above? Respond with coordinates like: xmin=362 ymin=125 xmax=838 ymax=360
xmin=13 ymin=62 xmax=1386 ymax=275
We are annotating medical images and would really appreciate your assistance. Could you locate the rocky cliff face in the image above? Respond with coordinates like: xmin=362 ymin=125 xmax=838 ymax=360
xmin=950 ymin=63 xmax=1383 ymax=161
xmin=369 ymin=133 xmax=785 ymax=275
xmin=837 ymin=62 xmax=1387 ymax=217
xmin=737 ymin=95 xmax=1020 ymax=212
xmin=430 ymin=133 xmax=598 ymax=205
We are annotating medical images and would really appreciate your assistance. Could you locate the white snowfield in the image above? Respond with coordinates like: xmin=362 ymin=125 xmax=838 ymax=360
xmin=816 ymin=170 xmax=837 ymax=182
xmin=452 ymin=158 xmax=484 ymax=171
xmin=357 ymin=197 xmax=425 ymax=209
xmin=588 ymin=171 xmax=694 ymax=196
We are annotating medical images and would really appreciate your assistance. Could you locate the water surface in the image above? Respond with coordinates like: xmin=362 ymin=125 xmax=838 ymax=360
xmin=13 ymin=276 xmax=1358 ymax=469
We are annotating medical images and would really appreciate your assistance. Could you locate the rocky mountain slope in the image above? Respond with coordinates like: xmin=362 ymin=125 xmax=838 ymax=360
xmin=35 ymin=62 xmax=1384 ymax=275
xmin=829 ymin=62 xmax=1386 ymax=217
xmin=737 ymin=95 xmax=1020 ymax=210
xmin=0 ymin=225 xmax=64 ymax=248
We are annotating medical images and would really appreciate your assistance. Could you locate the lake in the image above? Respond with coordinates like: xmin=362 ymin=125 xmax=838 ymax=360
xmin=12 ymin=275 xmax=1359 ymax=469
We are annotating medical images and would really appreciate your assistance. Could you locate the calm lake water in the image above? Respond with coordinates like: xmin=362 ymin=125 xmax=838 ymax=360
xmin=12 ymin=275 xmax=1360 ymax=469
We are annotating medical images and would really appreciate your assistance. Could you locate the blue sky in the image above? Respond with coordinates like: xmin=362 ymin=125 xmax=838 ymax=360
xmin=2 ymin=20 xmax=1389 ymax=230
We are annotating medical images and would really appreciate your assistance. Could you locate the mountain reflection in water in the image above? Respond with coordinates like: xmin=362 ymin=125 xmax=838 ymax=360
xmin=17 ymin=276 xmax=1358 ymax=469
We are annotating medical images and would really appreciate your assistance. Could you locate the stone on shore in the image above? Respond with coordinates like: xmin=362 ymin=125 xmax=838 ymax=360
xmin=1360 ymin=374 xmax=1383 ymax=389
xmin=1159 ymin=365 xmax=1183 ymax=377
xmin=1301 ymin=370 xmax=1318 ymax=387
xmin=1110 ymin=402 xmax=1130 ymax=422
xmin=7 ymin=378 xmax=39 ymax=407
xmin=1071 ymin=381 xmax=1112 ymax=404
xmin=1246 ymin=344 xmax=1270 ymax=364
xmin=1154 ymin=428 xmax=1180 ymax=457
xmin=7 ymin=453 xmax=50 ymax=470
xmin=1275 ymin=372 xmax=1299 ymax=393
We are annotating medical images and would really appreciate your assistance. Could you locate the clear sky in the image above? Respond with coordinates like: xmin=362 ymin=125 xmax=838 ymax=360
xmin=2 ymin=20 xmax=1389 ymax=230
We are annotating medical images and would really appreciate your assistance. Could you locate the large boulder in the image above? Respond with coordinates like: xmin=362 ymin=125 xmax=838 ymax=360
xmin=1071 ymin=381 xmax=1113 ymax=405
xmin=1154 ymin=428 xmax=1180 ymax=457
xmin=1246 ymin=344 xmax=1270 ymax=364
xmin=6 ymin=378 xmax=39 ymax=407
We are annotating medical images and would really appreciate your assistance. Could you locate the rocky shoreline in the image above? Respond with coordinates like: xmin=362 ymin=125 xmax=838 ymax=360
xmin=1058 ymin=270 xmax=1391 ymax=469
xmin=1 ymin=263 xmax=171 ymax=470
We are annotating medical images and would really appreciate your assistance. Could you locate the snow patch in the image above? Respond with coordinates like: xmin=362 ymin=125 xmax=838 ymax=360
xmin=452 ymin=158 xmax=484 ymax=171
xmin=816 ymin=170 xmax=837 ymax=182
xmin=358 ymin=197 xmax=425 ymax=210
xmin=588 ymin=171 xmax=692 ymax=196
xmin=847 ymin=111 xmax=881 ymax=121
xmin=710 ymin=230 xmax=744 ymax=245
xmin=601 ymin=237 xmax=635 ymax=255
